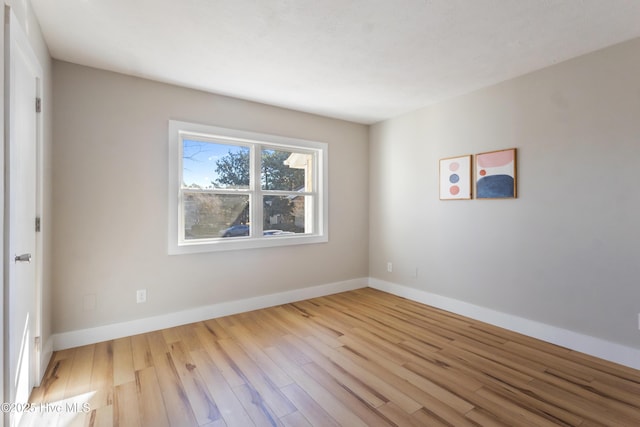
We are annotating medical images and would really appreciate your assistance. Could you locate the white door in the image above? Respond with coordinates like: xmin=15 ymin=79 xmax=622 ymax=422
xmin=6 ymin=9 xmax=43 ymax=427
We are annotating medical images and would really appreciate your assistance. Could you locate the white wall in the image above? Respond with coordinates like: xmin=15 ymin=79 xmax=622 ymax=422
xmin=370 ymin=37 xmax=640 ymax=350
xmin=51 ymin=61 xmax=369 ymax=335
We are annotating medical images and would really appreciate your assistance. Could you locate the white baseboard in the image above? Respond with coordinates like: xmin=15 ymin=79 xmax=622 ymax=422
xmin=52 ymin=276 xmax=640 ymax=372
xmin=52 ymin=278 xmax=367 ymax=350
xmin=369 ymin=278 xmax=640 ymax=371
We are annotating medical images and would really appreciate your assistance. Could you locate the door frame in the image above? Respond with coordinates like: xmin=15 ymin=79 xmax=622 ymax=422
xmin=1 ymin=4 xmax=5 ymax=426
xmin=3 ymin=6 xmax=44 ymax=425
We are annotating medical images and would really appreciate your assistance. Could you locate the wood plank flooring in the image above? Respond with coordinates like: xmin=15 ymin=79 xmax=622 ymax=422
xmin=23 ymin=288 xmax=640 ymax=426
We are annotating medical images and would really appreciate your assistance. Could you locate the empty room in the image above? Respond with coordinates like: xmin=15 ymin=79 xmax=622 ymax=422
xmin=3 ymin=0 xmax=640 ymax=426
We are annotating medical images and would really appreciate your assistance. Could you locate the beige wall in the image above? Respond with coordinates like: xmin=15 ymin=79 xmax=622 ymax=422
xmin=51 ymin=61 xmax=369 ymax=334
xmin=370 ymin=37 xmax=640 ymax=349
xmin=44 ymin=16 xmax=640 ymax=354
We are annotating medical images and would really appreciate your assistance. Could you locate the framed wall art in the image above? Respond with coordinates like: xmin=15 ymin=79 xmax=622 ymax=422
xmin=439 ymin=155 xmax=472 ymax=200
xmin=475 ymin=148 xmax=517 ymax=199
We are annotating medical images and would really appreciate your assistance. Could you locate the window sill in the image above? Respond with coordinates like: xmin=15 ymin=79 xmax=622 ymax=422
xmin=168 ymin=234 xmax=329 ymax=255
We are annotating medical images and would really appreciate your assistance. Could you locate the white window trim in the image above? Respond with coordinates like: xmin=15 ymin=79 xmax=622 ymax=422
xmin=168 ymin=120 xmax=328 ymax=254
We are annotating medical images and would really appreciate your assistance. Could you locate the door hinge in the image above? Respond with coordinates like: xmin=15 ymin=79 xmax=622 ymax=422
xmin=35 ymin=97 xmax=42 ymax=113
xmin=35 ymin=336 xmax=41 ymax=351
xmin=35 ymin=217 xmax=41 ymax=232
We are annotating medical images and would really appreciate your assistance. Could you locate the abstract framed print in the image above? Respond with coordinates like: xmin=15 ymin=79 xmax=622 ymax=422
xmin=439 ymin=155 xmax=472 ymax=200
xmin=475 ymin=148 xmax=517 ymax=199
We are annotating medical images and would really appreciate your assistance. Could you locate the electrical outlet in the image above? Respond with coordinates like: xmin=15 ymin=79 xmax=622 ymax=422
xmin=387 ymin=262 xmax=393 ymax=273
xmin=136 ymin=289 xmax=147 ymax=304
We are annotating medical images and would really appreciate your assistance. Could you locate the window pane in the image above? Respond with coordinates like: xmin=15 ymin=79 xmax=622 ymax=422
xmin=183 ymin=140 xmax=249 ymax=189
xmin=261 ymin=149 xmax=311 ymax=191
xmin=263 ymin=195 xmax=306 ymax=235
xmin=183 ymin=192 xmax=249 ymax=239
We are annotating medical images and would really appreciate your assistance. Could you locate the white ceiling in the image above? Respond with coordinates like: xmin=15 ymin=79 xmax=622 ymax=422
xmin=30 ymin=0 xmax=640 ymax=124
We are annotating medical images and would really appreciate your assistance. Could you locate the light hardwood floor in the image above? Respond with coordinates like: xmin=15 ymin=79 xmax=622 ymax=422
xmin=24 ymin=288 xmax=640 ymax=426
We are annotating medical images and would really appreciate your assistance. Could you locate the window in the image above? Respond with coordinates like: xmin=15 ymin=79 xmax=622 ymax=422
xmin=168 ymin=120 xmax=328 ymax=254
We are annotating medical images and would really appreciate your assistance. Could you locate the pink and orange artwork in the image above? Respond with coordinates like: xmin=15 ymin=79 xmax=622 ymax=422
xmin=439 ymin=155 xmax=471 ymax=200
xmin=475 ymin=148 xmax=517 ymax=199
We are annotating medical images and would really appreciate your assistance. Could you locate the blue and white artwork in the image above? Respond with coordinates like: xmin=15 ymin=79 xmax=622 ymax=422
xmin=439 ymin=155 xmax=471 ymax=200
xmin=475 ymin=149 xmax=516 ymax=199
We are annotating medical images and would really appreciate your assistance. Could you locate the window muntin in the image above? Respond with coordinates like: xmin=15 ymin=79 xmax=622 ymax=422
xmin=169 ymin=121 xmax=328 ymax=254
